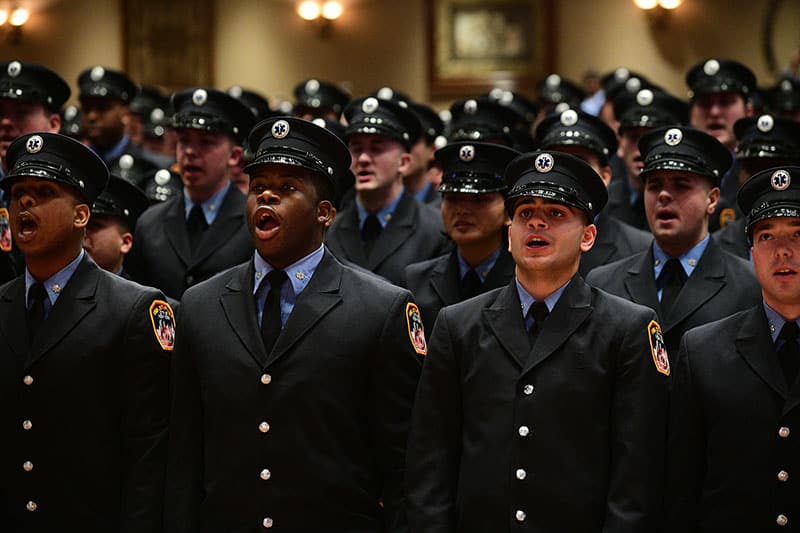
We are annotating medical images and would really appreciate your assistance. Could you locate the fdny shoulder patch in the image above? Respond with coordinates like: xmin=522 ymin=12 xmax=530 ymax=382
xmin=0 ymin=208 xmax=11 ymax=252
xmin=718 ymin=207 xmax=736 ymax=228
xmin=406 ymin=302 xmax=427 ymax=356
xmin=648 ymin=320 xmax=670 ymax=376
xmin=149 ymin=300 xmax=176 ymax=351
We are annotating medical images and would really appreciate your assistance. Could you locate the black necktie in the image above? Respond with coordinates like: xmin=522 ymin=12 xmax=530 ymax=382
xmin=260 ymin=270 xmax=288 ymax=354
xmin=528 ymin=301 xmax=550 ymax=348
xmin=660 ymin=258 xmax=685 ymax=317
xmin=361 ymin=214 xmax=382 ymax=254
xmin=460 ymin=269 xmax=482 ymax=299
xmin=27 ymin=282 xmax=47 ymax=342
xmin=777 ymin=321 xmax=800 ymax=387
xmin=187 ymin=205 xmax=208 ymax=253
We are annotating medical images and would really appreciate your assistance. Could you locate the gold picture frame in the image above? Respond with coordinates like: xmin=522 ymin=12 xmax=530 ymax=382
xmin=428 ymin=0 xmax=554 ymax=98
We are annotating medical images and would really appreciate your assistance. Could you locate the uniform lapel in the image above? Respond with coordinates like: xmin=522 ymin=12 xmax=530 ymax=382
xmin=483 ymin=281 xmax=530 ymax=368
xmin=220 ymin=260 xmax=269 ymax=368
xmin=366 ymin=194 xmax=416 ymax=270
xmin=623 ymin=248 xmax=661 ymax=311
xmin=191 ymin=187 xmax=246 ymax=267
xmin=735 ymin=305 xmax=788 ymax=400
xmin=26 ymin=257 xmax=98 ymax=369
xmin=586 ymin=215 xmax=619 ymax=268
xmin=429 ymin=253 xmax=461 ymax=307
xmin=163 ymin=197 xmax=191 ymax=267
xmin=522 ymin=274 xmax=593 ymax=374
xmin=264 ymin=251 xmax=343 ymax=368
xmin=331 ymin=206 xmax=367 ymax=265
xmin=0 ymin=276 xmax=29 ymax=364
xmin=662 ymin=240 xmax=726 ymax=332
xmin=483 ymin=249 xmax=515 ymax=291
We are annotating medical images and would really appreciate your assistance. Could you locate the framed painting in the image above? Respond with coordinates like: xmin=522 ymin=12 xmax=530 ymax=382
xmin=427 ymin=0 xmax=554 ymax=98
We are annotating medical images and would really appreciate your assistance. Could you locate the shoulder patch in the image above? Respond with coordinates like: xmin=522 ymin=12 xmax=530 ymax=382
xmin=406 ymin=302 xmax=427 ymax=356
xmin=0 ymin=208 xmax=11 ymax=252
xmin=648 ymin=320 xmax=670 ymax=376
xmin=718 ymin=207 xmax=736 ymax=228
xmin=149 ymin=300 xmax=176 ymax=351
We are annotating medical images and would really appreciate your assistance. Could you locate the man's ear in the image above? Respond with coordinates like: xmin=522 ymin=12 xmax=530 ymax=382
xmin=317 ymin=200 xmax=336 ymax=227
xmin=120 ymin=231 xmax=134 ymax=255
xmin=398 ymin=151 xmax=412 ymax=176
xmin=74 ymin=204 xmax=90 ymax=230
xmin=580 ymin=223 xmax=598 ymax=253
xmin=228 ymin=145 xmax=244 ymax=168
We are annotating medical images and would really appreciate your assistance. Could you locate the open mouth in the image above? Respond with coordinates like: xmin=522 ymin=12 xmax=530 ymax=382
xmin=182 ymin=163 xmax=203 ymax=175
xmin=355 ymin=169 xmax=374 ymax=182
xmin=16 ymin=212 xmax=38 ymax=241
xmin=707 ymin=122 xmax=726 ymax=132
xmin=525 ymin=235 xmax=550 ymax=249
xmin=253 ymin=207 xmax=280 ymax=237
xmin=656 ymin=210 xmax=678 ymax=222
xmin=774 ymin=267 xmax=797 ymax=277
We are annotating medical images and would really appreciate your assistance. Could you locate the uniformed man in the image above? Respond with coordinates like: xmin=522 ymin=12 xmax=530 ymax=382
xmin=164 ymin=117 xmax=423 ymax=532
xmin=0 ymin=132 xmax=173 ymax=532
xmin=685 ymin=58 xmax=756 ymax=231
xmin=0 ymin=60 xmax=71 ymax=285
xmin=664 ymin=165 xmax=800 ymax=532
xmin=127 ymin=85 xmax=175 ymax=169
xmin=606 ymin=87 xmax=688 ymax=231
xmin=292 ymin=78 xmax=350 ymax=120
xmin=77 ymin=66 xmax=161 ymax=186
xmin=404 ymin=141 xmax=519 ymax=333
xmin=405 ymin=101 xmax=446 ymax=206
xmin=83 ymin=175 xmax=150 ymax=279
xmin=125 ymin=88 xmax=256 ymax=299
xmin=714 ymin=114 xmax=800 ymax=259
xmin=325 ymin=96 xmax=451 ymax=287
xmin=534 ymin=107 xmax=652 ymax=276
xmin=484 ymin=88 xmax=539 ymax=152
xmin=587 ymin=126 xmax=761 ymax=355
xmin=406 ymin=149 xmax=670 ymax=531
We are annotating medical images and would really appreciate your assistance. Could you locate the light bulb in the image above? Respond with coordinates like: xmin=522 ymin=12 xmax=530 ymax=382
xmin=634 ymin=0 xmax=658 ymax=9
xmin=298 ymin=1 xmax=320 ymax=21
xmin=321 ymin=1 xmax=343 ymax=20
xmin=658 ymin=0 xmax=682 ymax=9
xmin=0 ymin=10 xmax=9 ymax=26
xmin=10 ymin=8 xmax=29 ymax=27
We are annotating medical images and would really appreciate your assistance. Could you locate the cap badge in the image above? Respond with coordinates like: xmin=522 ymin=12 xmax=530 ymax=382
xmin=560 ymin=109 xmax=578 ymax=126
xmin=498 ymin=89 xmax=514 ymax=105
xmin=434 ymin=135 xmax=448 ymax=150
xmin=154 ymin=169 xmax=171 ymax=186
xmin=545 ymin=74 xmax=561 ymax=89
xmin=376 ymin=87 xmax=394 ymax=100
xmin=459 ymin=144 xmax=475 ymax=162
xmin=228 ymin=85 xmax=243 ymax=98
xmin=703 ymin=59 xmax=720 ymax=76
xmin=90 ymin=66 xmax=105 ymax=82
xmin=781 ymin=79 xmax=793 ymax=92
xmin=192 ymin=89 xmax=208 ymax=106
xmin=614 ymin=68 xmax=630 ymax=82
xmin=25 ymin=135 xmax=43 ymax=154
xmin=150 ymin=108 xmax=165 ymax=123
xmin=7 ymin=61 xmax=21 ymax=78
xmin=535 ymin=153 xmax=554 ymax=173
xmin=362 ymin=97 xmax=379 ymax=114
xmin=464 ymin=99 xmax=478 ymax=115
xmin=664 ymin=128 xmax=683 ymax=146
xmin=756 ymin=114 xmax=774 ymax=133
xmin=312 ymin=117 xmax=326 ymax=128
xmin=636 ymin=89 xmax=654 ymax=106
xmin=771 ymin=169 xmax=791 ymax=191
xmin=271 ymin=119 xmax=290 ymax=139
xmin=119 ymin=154 xmax=134 ymax=170
xmin=64 ymin=105 xmax=78 ymax=121
xmin=305 ymin=79 xmax=320 ymax=95
xmin=626 ymin=77 xmax=642 ymax=92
